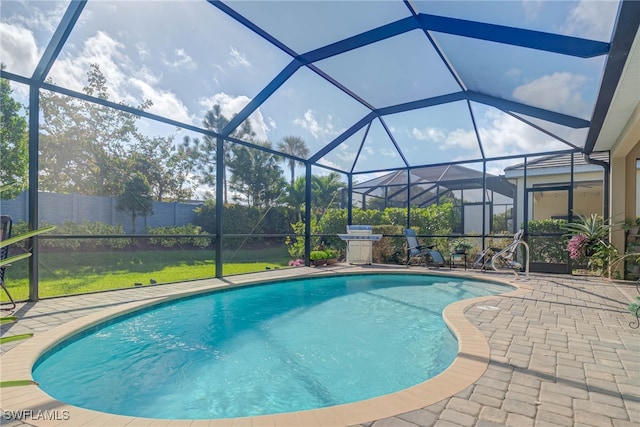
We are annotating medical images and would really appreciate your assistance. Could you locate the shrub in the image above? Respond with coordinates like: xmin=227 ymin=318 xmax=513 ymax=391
xmin=194 ymin=201 xmax=297 ymax=235
xmin=372 ymin=225 xmax=404 ymax=264
xmin=316 ymin=208 xmax=348 ymax=249
xmin=13 ymin=221 xmax=131 ymax=251
xmin=325 ymin=249 xmax=340 ymax=259
xmin=310 ymin=250 xmax=328 ymax=261
xmin=284 ymin=205 xmax=457 ymax=263
xmin=285 ymin=218 xmax=317 ymax=258
xmin=147 ymin=224 xmax=210 ymax=249
xmin=527 ymin=218 xmax=567 ymax=263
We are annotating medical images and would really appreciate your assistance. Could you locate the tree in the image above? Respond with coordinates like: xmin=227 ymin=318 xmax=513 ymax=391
xmin=130 ymin=134 xmax=194 ymax=201
xmin=116 ymin=173 xmax=154 ymax=233
xmin=279 ymin=176 xmax=307 ymax=222
xmin=39 ymin=63 xmax=150 ymax=196
xmin=227 ymin=141 xmax=286 ymax=208
xmin=277 ymin=135 xmax=308 ymax=186
xmin=0 ymin=75 xmax=28 ymax=199
xmin=312 ymin=172 xmax=346 ymax=213
xmin=184 ymin=105 xmax=255 ymax=204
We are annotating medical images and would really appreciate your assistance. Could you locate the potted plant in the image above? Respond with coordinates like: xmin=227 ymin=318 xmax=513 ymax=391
xmin=624 ymin=217 xmax=640 ymax=236
xmin=310 ymin=250 xmax=328 ymax=266
xmin=325 ymin=249 xmax=340 ymax=265
xmin=562 ymin=213 xmax=619 ymax=277
xmin=451 ymin=238 xmax=473 ymax=254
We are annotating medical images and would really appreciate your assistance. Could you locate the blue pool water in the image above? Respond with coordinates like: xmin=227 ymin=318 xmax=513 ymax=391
xmin=33 ymin=274 xmax=511 ymax=419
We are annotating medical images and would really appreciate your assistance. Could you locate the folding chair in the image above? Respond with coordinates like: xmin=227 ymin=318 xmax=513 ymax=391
xmin=472 ymin=246 xmax=501 ymax=270
xmin=490 ymin=229 xmax=525 ymax=274
xmin=472 ymin=230 xmax=525 ymax=273
xmin=403 ymin=228 xmax=446 ymax=268
xmin=1 ymin=215 xmax=16 ymax=310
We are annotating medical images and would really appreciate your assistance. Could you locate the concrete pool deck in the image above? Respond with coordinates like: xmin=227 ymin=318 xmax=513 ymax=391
xmin=0 ymin=265 xmax=638 ymax=426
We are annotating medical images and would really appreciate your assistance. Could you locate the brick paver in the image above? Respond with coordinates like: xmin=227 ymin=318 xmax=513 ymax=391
xmin=364 ymin=273 xmax=639 ymax=427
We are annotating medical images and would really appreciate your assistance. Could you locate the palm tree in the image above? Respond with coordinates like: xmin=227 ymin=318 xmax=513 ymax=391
xmin=277 ymin=136 xmax=309 ymax=186
xmin=312 ymin=172 xmax=346 ymax=213
xmin=280 ymin=176 xmax=306 ymax=222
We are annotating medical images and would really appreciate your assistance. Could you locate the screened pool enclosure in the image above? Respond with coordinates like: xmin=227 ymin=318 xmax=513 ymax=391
xmin=1 ymin=0 xmax=638 ymax=301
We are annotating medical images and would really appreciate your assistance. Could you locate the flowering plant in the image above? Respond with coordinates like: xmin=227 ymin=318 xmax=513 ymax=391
xmin=561 ymin=214 xmax=618 ymax=276
xmin=567 ymin=233 xmax=589 ymax=260
xmin=288 ymin=258 xmax=304 ymax=267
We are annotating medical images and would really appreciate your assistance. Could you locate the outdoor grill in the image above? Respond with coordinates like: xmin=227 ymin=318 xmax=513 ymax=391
xmin=337 ymin=225 xmax=383 ymax=265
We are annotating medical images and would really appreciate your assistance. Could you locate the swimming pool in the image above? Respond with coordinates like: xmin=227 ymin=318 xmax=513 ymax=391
xmin=32 ymin=273 xmax=512 ymax=420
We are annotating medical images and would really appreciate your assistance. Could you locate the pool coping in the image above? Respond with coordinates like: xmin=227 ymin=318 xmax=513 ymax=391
xmin=0 ymin=268 xmax=531 ymax=426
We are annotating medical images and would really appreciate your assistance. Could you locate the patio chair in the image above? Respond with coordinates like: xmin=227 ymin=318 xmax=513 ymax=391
xmin=1 ymin=215 xmax=16 ymax=310
xmin=403 ymin=228 xmax=446 ymax=268
xmin=472 ymin=246 xmax=502 ymax=271
xmin=489 ymin=229 xmax=525 ymax=274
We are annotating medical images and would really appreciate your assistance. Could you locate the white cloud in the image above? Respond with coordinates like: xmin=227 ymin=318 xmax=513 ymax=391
xmin=522 ymin=0 xmax=544 ymax=21
xmin=293 ymin=110 xmax=337 ymax=140
xmin=129 ymin=78 xmax=193 ymax=124
xmin=317 ymin=142 xmax=357 ymax=171
xmin=411 ymin=126 xmax=477 ymax=151
xmin=316 ymin=157 xmax=345 ymax=171
xmin=412 ymin=127 xmax=445 ymax=142
xmin=487 ymin=158 xmax=523 ymax=176
xmin=11 ymin=2 xmax=67 ymax=34
xmin=562 ymin=0 xmax=618 ymax=41
xmin=336 ymin=143 xmax=356 ymax=164
xmin=267 ymin=117 xmax=277 ymax=132
xmin=0 ymin=23 xmax=41 ymax=76
xmin=198 ymin=92 xmax=269 ymax=140
xmin=44 ymin=30 xmax=198 ymax=127
xmin=163 ymin=48 xmax=196 ymax=70
xmin=478 ymin=109 xmax=568 ymax=157
xmin=380 ymin=148 xmax=399 ymax=157
xmin=228 ymin=47 xmax=250 ymax=67
xmin=506 ymin=68 xmax=521 ymax=79
xmin=512 ymin=72 xmax=588 ymax=117
xmin=135 ymin=42 xmax=151 ymax=60
xmin=408 ymin=110 xmax=570 ymax=162
xmin=446 ymin=128 xmax=478 ymax=151
xmin=49 ymin=31 xmax=133 ymax=102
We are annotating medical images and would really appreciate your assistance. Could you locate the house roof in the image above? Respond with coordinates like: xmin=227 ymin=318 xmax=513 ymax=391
xmin=503 ymin=151 xmax=610 ymax=172
xmin=353 ymin=164 xmax=516 ymax=207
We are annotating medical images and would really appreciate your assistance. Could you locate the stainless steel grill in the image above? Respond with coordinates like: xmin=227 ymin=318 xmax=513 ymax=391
xmin=338 ymin=225 xmax=382 ymax=265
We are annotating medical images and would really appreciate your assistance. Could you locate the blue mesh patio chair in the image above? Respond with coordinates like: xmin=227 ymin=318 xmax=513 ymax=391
xmin=403 ymin=228 xmax=446 ymax=268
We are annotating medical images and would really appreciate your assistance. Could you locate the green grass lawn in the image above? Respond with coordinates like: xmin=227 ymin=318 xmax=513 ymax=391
xmin=1 ymin=246 xmax=291 ymax=302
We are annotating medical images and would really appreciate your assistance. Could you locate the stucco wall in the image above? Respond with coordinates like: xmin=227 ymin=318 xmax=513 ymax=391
xmin=625 ymin=142 xmax=640 ymax=220
xmin=610 ymin=101 xmax=640 ymax=278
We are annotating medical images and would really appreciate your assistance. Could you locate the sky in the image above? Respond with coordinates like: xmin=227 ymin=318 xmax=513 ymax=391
xmin=0 ymin=0 xmax=621 ymax=180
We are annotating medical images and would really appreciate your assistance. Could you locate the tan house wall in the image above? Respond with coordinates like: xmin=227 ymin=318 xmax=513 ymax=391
xmin=610 ymin=103 xmax=640 ymax=277
xmin=625 ymin=143 xmax=640 ymax=220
